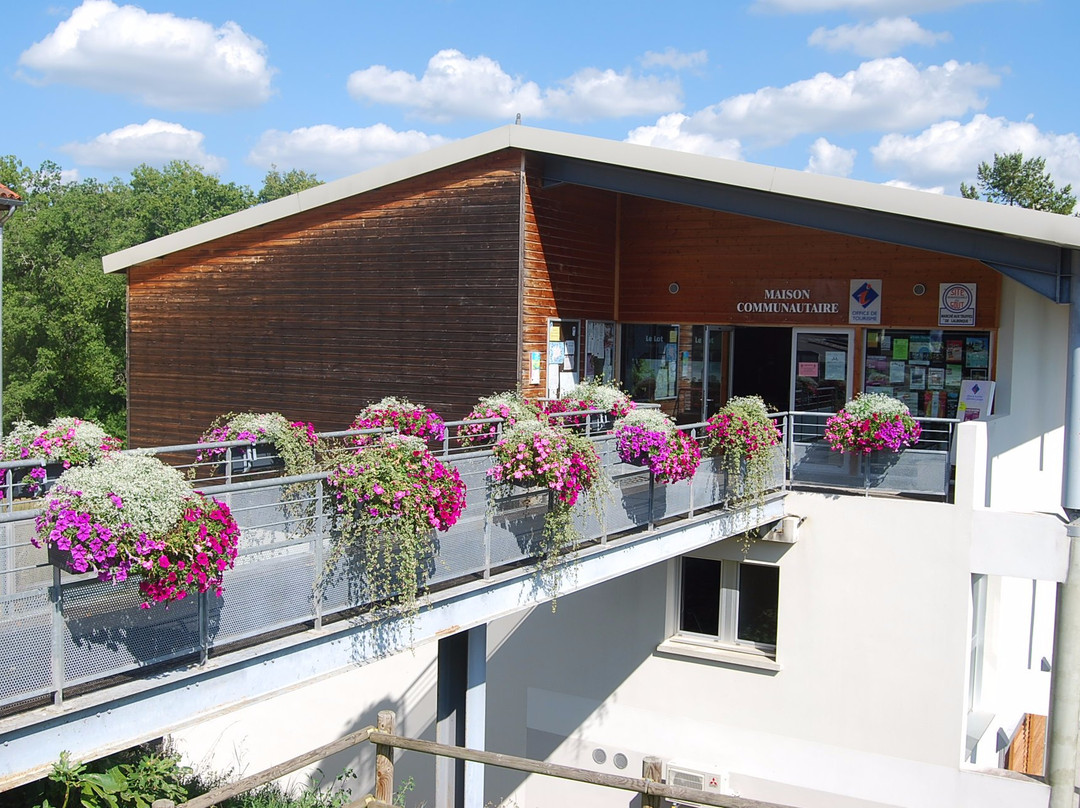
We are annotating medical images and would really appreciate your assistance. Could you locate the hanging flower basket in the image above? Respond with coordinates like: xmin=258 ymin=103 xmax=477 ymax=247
xmin=488 ymin=419 xmax=606 ymax=595
xmin=543 ymin=380 xmax=635 ymax=432
xmin=34 ymin=453 xmax=240 ymax=608
xmin=704 ymin=396 xmax=783 ymax=505
xmin=351 ymin=397 xmax=447 ymax=445
xmin=824 ymin=393 xmax=922 ymax=454
xmin=613 ymin=408 xmax=701 ymax=484
xmin=456 ymin=392 xmax=543 ymax=448
xmin=324 ymin=434 xmax=466 ymax=614
xmin=198 ymin=412 xmax=319 ymax=477
xmin=0 ymin=417 xmax=121 ymax=499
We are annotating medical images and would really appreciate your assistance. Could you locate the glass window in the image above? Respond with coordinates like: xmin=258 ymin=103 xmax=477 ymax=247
xmin=620 ymin=324 xmax=679 ymax=402
xmin=863 ymin=329 xmax=992 ymax=418
xmin=677 ymin=556 xmax=779 ymax=653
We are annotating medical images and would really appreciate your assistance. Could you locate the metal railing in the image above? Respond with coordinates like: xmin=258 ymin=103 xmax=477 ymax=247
xmin=0 ymin=416 xmax=782 ymax=714
xmin=0 ymin=410 xmax=956 ymax=715
xmin=784 ymin=411 xmax=956 ymax=497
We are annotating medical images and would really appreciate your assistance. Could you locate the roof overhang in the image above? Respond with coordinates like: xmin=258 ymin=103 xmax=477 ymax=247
xmin=102 ymin=125 xmax=1080 ymax=302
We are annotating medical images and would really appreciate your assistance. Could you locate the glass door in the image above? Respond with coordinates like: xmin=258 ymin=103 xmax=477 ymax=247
xmin=703 ymin=327 xmax=728 ymax=419
xmin=792 ymin=329 xmax=853 ymax=412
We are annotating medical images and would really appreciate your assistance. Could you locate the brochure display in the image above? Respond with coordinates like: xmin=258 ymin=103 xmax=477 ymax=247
xmin=863 ymin=328 xmax=992 ymax=418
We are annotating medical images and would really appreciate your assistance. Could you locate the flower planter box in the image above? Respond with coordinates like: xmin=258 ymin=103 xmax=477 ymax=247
xmin=231 ymin=443 xmax=285 ymax=475
xmin=47 ymin=543 xmax=83 ymax=574
xmin=6 ymin=462 xmax=66 ymax=500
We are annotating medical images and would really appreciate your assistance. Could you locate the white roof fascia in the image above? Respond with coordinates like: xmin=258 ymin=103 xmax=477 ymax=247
xmin=103 ymin=124 xmax=1080 ymax=274
xmin=102 ymin=127 xmax=518 ymax=273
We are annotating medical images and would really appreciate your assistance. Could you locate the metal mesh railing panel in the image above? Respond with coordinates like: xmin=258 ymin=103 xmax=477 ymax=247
xmin=0 ymin=590 xmax=52 ymax=705
xmin=62 ymin=579 xmax=200 ymax=687
xmin=211 ymin=552 xmax=318 ymax=646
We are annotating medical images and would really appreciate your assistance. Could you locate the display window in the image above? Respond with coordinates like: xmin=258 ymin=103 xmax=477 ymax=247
xmin=862 ymin=329 xmax=992 ymax=418
xmin=620 ymin=324 xmax=680 ymax=403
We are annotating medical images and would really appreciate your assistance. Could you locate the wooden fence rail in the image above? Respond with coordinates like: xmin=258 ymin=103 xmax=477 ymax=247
xmin=155 ymin=709 xmax=798 ymax=808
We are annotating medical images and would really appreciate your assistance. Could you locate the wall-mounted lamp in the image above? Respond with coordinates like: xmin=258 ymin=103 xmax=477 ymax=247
xmin=668 ymin=282 xmax=680 ymax=294
xmin=913 ymin=283 xmax=926 ymax=296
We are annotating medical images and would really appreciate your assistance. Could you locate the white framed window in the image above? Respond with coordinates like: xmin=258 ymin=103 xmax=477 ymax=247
xmin=658 ymin=552 xmax=781 ymax=671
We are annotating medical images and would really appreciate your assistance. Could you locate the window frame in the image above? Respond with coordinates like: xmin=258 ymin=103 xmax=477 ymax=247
xmin=659 ymin=551 xmax=782 ymax=672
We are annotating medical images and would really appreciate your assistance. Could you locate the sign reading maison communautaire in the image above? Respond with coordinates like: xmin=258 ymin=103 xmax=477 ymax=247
xmin=735 ymin=284 xmax=844 ymax=319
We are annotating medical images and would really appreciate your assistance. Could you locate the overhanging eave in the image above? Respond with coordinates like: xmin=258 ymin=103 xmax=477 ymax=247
xmin=540 ymin=155 xmax=1072 ymax=302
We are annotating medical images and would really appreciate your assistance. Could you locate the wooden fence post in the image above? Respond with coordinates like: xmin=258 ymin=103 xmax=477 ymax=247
xmin=642 ymin=755 xmax=662 ymax=808
xmin=375 ymin=710 xmax=396 ymax=805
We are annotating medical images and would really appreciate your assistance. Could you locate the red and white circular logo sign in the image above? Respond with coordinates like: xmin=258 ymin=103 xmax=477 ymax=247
xmin=942 ymin=284 xmax=974 ymax=313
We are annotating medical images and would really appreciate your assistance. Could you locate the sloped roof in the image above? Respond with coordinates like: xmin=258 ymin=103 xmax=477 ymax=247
xmin=102 ymin=125 xmax=1080 ymax=299
xmin=0 ymin=182 xmax=22 ymax=203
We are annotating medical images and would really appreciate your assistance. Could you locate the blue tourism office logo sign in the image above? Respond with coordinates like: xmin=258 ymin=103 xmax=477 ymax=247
xmin=849 ymin=279 xmax=882 ymax=324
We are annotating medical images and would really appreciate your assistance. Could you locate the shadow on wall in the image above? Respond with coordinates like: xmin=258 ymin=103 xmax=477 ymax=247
xmin=482 ymin=562 xmax=670 ymax=806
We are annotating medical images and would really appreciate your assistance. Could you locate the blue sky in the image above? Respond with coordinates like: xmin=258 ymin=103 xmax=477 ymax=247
xmin=3 ymin=0 xmax=1078 ymax=198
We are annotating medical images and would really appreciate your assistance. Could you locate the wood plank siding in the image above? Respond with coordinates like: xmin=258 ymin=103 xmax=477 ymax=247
xmin=617 ymin=196 xmax=1001 ymax=328
xmin=127 ymin=152 xmax=524 ymax=447
xmin=521 ymin=156 xmax=618 ymax=394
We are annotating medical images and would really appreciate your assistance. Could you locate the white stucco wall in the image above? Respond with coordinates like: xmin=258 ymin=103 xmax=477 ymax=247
xmin=168 ymin=644 xmax=439 ymax=801
xmin=986 ymin=278 xmax=1068 ymax=514
xmin=484 ymin=491 xmax=1047 ymax=808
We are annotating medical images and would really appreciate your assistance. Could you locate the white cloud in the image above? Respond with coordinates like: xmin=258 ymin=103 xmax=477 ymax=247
xmin=60 ymin=119 xmax=225 ymax=172
xmin=544 ymin=68 xmax=682 ymax=121
xmin=60 ymin=169 xmax=81 ymax=185
xmin=871 ymin=114 xmax=1080 ymax=192
xmin=753 ymin=0 xmax=996 ymax=13
xmin=625 ymin=113 xmax=743 ymax=160
xmin=18 ymin=0 xmax=274 ymax=112
xmin=641 ymin=48 xmax=708 ymax=70
xmin=681 ymin=57 xmax=997 ymax=145
xmin=248 ymin=124 xmax=448 ymax=178
xmin=809 ymin=17 xmax=951 ymax=57
xmin=806 ymin=138 xmax=857 ymax=176
xmin=347 ymin=49 xmax=681 ymax=122
xmin=883 ymin=179 xmax=946 ymax=194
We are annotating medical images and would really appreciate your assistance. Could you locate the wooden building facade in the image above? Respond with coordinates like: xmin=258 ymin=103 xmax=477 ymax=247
xmin=109 ymin=126 xmax=1061 ymax=448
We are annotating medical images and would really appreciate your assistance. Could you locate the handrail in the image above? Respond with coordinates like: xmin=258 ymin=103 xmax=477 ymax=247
xmin=157 ymin=711 xmax=797 ymax=808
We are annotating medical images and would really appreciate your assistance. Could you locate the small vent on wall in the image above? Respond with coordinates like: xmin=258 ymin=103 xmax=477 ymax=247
xmin=665 ymin=763 xmax=731 ymax=808
xmin=668 ymin=767 xmax=705 ymax=790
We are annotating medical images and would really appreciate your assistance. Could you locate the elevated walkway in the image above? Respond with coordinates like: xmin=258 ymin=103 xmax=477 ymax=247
xmin=0 ymin=423 xmax=788 ymax=789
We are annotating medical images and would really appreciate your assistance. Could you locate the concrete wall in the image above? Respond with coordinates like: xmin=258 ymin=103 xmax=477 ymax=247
xmin=986 ymin=278 xmax=1068 ymax=514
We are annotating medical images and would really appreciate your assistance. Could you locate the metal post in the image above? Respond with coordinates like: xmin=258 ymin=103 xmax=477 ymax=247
xmin=1047 ymin=519 xmax=1080 ymax=806
xmin=313 ymin=479 xmax=325 ymax=629
xmin=1048 ymin=251 xmax=1080 ymax=807
xmin=1064 ymin=250 xmax=1080 ymax=510
xmin=464 ymin=624 xmax=487 ymax=808
xmin=50 ymin=565 xmax=64 ymax=707
xmin=436 ymin=632 xmax=467 ymax=808
xmin=198 ymin=590 xmax=209 ymax=665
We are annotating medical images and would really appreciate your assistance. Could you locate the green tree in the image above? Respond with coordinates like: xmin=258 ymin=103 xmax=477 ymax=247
xmin=256 ymin=165 xmax=322 ymax=204
xmin=960 ymin=151 xmax=1076 ymax=214
xmin=0 ymin=158 xmax=257 ymax=438
xmin=129 ymin=161 xmax=255 ymax=241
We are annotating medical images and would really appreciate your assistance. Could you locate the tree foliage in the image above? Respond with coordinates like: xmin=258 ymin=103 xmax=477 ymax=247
xmin=0 ymin=157 xmax=315 ymax=439
xmin=960 ymin=151 xmax=1076 ymax=214
xmin=256 ymin=165 xmax=322 ymax=204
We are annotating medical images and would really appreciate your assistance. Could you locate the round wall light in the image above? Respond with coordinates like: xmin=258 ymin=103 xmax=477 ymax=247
xmin=668 ymin=282 xmax=680 ymax=294
xmin=913 ymin=283 xmax=926 ymax=296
